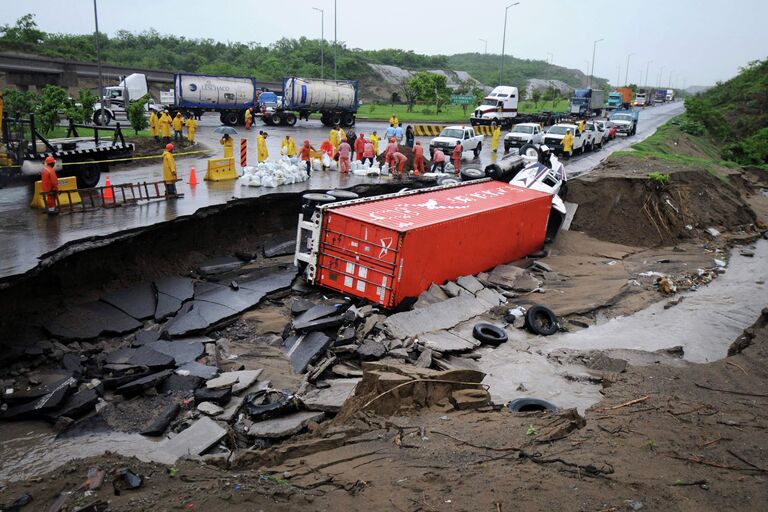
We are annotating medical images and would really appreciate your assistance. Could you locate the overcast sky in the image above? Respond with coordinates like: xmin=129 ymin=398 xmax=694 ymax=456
xmin=4 ymin=0 xmax=766 ymax=87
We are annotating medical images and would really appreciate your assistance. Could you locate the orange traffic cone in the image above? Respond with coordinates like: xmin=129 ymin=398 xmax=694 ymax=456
xmin=188 ymin=165 xmax=198 ymax=186
xmin=103 ymin=175 xmax=114 ymax=202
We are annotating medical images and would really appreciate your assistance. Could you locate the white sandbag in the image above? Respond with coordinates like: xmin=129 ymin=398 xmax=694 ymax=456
xmin=322 ymin=153 xmax=331 ymax=168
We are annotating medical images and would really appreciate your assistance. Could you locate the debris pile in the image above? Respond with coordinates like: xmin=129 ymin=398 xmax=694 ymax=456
xmin=238 ymin=157 xmax=310 ymax=188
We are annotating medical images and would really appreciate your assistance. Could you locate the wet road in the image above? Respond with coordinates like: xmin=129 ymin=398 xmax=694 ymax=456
xmin=0 ymin=102 xmax=682 ymax=280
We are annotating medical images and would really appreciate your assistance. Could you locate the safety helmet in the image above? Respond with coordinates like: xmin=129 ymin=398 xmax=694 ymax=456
xmin=45 ymin=155 xmax=56 ymax=164
xmin=166 ymin=143 xmax=174 ymax=151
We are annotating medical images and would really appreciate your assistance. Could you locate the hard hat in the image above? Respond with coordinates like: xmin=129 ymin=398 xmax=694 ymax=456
xmin=166 ymin=143 xmax=174 ymax=151
xmin=45 ymin=155 xmax=56 ymax=164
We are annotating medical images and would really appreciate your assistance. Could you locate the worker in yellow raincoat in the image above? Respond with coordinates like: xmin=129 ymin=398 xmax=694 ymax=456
xmin=490 ymin=125 xmax=501 ymax=152
xmin=220 ymin=134 xmax=234 ymax=159
xmin=578 ymin=120 xmax=585 ymax=134
xmin=328 ymin=127 xmax=339 ymax=152
xmin=281 ymin=135 xmax=296 ymax=157
xmin=369 ymin=131 xmax=380 ymax=155
xmin=245 ymin=108 xmax=253 ymax=130
xmin=159 ymin=111 xmax=172 ymax=142
xmin=149 ymin=110 xmax=159 ymax=141
xmin=389 ymin=113 xmax=399 ymax=127
xmin=562 ymin=129 xmax=574 ymax=158
xmin=172 ymin=112 xmax=184 ymax=141
xmin=185 ymin=116 xmax=198 ymax=143
xmin=162 ymin=143 xmax=178 ymax=196
xmin=257 ymin=131 xmax=269 ymax=162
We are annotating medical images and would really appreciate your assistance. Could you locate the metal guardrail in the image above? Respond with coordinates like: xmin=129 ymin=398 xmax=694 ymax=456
xmin=42 ymin=178 xmax=183 ymax=214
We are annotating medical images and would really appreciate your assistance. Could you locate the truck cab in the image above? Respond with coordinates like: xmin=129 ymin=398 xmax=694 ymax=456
xmin=92 ymin=73 xmax=159 ymax=125
xmin=470 ymin=86 xmax=518 ymax=128
xmin=607 ymin=92 xmax=623 ymax=109
xmin=504 ymin=123 xmax=544 ymax=152
xmin=430 ymin=126 xmax=484 ymax=158
xmin=543 ymin=123 xmax=591 ymax=156
xmin=608 ymin=109 xmax=640 ymax=136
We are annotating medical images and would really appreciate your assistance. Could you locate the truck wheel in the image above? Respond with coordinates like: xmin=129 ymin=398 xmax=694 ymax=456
xmin=330 ymin=114 xmax=342 ymax=126
xmin=519 ymin=143 xmax=540 ymax=159
xmin=222 ymin=111 xmax=239 ymax=126
xmin=342 ymin=113 xmax=355 ymax=127
xmin=473 ymin=142 xmax=482 ymax=158
xmin=270 ymin=113 xmax=283 ymax=126
xmin=285 ymin=113 xmax=297 ymax=127
xmin=74 ymin=161 xmax=102 ymax=189
xmin=93 ymin=110 xmax=112 ymax=126
xmin=460 ymin=168 xmax=485 ymax=181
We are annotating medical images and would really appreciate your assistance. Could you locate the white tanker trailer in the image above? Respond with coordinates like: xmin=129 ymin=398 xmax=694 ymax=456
xmin=262 ymin=77 xmax=359 ymax=127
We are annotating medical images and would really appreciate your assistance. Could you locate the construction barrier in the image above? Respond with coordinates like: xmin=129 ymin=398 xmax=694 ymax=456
xmin=474 ymin=125 xmax=498 ymax=136
xmin=412 ymin=125 xmax=446 ymax=137
xmin=240 ymin=138 xmax=247 ymax=168
xmin=204 ymin=157 xmax=238 ymax=181
xmin=30 ymin=176 xmax=82 ymax=209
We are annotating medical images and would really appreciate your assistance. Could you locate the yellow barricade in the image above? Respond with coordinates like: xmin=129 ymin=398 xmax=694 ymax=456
xmin=474 ymin=126 xmax=496 ymax=136
xmin=30 ymin=176 xmax=82 ymax=209
xmin=412 ymin=125 xmax=446 ymax=137
xmin=204 ymin=157 xmax=238 ymax=181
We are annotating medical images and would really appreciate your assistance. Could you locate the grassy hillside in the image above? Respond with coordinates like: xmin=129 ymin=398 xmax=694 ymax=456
xmin=0 ymin=14 xmax=607 ymax=98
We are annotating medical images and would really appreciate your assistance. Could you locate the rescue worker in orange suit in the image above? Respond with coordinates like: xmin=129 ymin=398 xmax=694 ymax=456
xmin=354 ymin=132 xmax=366 ymax=162
xmin=385 ymin=137 xmax=398 ymax=171
xmin=162 ymin=143 xmax=178 ymax=196
xmin=220 ymin=134 xmax=234 ymax=159
xmin=412 ymin=141 xmax=425 ymax=176
xmin=392 ymin=151 xmax=407 ymax=176
xmin=149 ymin=110 xmax=160 ymax=142
xmin=41 ymin=155 xmax=59 ymax=215
xmin=320 ymin=139 xmax=334 ymax=157
xmin=451 ymin=142 xmax=463 ymax=173
xmin=298 ymin=139 xmax=316 ymax=177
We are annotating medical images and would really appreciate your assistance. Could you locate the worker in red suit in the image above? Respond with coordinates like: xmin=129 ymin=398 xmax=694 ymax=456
xmin=392 ymin=151 xmax=407 ymax=176
xmin=41 ymin=155 xmax=59 ymax=215
xmin=412 ymin=141 xmax=425 ymax=176
xmin=451 ymin=142 xmax=463 ymax=174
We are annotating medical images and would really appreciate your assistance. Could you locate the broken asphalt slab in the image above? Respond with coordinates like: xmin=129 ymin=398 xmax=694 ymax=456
xmin=292 ymin=304 xmax=342 ymax=331
xmin=156 ymin=416 xmax=227 ymax=461
xmin=163 ymin=266 xmax=296 ymax=337
xmin=2 ymin=377 xmax=77 ymax=420
xmin=299 ymin=379 xmax=360 ymax=412
xmin=116 ymin=370 xmax=173 ymax=396
xmin=263 ymin=233 xmax=297 ymax=258
xmin=197 ymin=256 xmax=245 ymax=276
xmin=248 ymin=411 xmax=325 ymax=439
xmin=383 ymin=294 xmax=488 ymax=339
xmin=105 ymin=346 xmax=176 ymax=370
xmin=154 ymin=276 xmax=195 ymax=321
xmin=418 ymin=331 xmax=479 ymax=353
xmin=206 ymin=369 xmax=263 ymax=393
xmin=101 ymin=282 xmax=157 ymax=321
xmin=285 ymin=331 xmax=332 ymax=373
xmin=176 ymin=361 xmax=219 ymax=380
xmin=146 ymin=340 xmax=205 ymax=365
xmin=46 ymin=301 xmax=143 ymax=341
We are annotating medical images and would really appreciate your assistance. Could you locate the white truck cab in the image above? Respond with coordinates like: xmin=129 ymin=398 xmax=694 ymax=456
xmin=470 ymin=86 xmax=519 ymax=128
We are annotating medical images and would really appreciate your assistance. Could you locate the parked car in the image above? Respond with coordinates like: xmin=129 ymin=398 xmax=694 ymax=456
xmin=588 ymin=121 xmax=610 ymax=148
xmin=598 ymin=120 xmax=617 ymax=140
xmin=503 ymin=123 xmax=545 ymax=153
xmin=429 ymin=125 xmax=484 ymax=158
xmin=543 ymin=123 xmax=591 ymax=157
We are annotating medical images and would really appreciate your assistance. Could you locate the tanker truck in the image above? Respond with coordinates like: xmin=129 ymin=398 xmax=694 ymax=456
xmin=171 ymin=74 xmax=260 ymax=125
xmin=261 ymin=77 xmax=359 ymax=127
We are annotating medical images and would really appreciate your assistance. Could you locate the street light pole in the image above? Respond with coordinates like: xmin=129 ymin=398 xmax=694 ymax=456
xmin=93 ymin=0 xmax=105 ymax=125
xmin=312 ymin=7 xmax=324 ymax=79
xmin=499 ymin=2 xmax=520 ymax=85
xmin=589 ymin=38 xmax=603 ymax=88
xmin=546 ymin=52 xmax=553 ymax=64
xmin=657 ymin=66 xmax=664 ymax=88
xmin=479 ymin=38 xmax=487 ymax=55
xmin=617 ymin=65 xmax=621 ymax=87
xmin=333 ymin=0 xmax=337 ymax=80
xmin=644 ymin=60 xmax=652 ymax=88
xmin=624 ymin=52 xmax=634 ymax=86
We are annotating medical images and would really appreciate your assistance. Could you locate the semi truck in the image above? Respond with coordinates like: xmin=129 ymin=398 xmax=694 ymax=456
xmin=569 ymin=88 xmax=605 ymax=117
xmin=92 ymin=73 xmax=162 ymax=126
xmin=607 ymin=87 xmax=633 ymax=109
xmin=469 ymin=86 xmax=564 ymax=128
xmin=634 ymin=89 xmax=656 ymax=107
xmin=665 ymin=89 xmax=675 ymax=102
xmin=654 ymin=89 xmax=667 ymax=104
xmin=261 ymin=77 xmax=359 ymax=127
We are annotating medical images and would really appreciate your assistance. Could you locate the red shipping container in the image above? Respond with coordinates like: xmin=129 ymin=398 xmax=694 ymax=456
xmin=313 ymin=180 xmax=552 ymax=307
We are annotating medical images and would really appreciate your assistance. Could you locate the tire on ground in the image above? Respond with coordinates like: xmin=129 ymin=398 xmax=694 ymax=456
xmin=437 ymin=176 xmax=460 ymax=186
xmin=519 ymin=143 xmax=540 ymax=159
xmin=460 ymin=168 xmax=485 ymax=181
xmin=525 ymin=305 xmax=559 ymax=336
xmin=472 ymin=323 xmax=508 ymax=346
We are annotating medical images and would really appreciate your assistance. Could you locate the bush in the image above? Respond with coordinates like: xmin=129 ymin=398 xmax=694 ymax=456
xmin=35 ymin=84 xmax=68 ymax=134
xmin=648 ymin=171 xmax=670 ymax=184
xmin=421 ymin=107 xmax=434 ymax=115
xmin=3 ymin=89 xmax=38 ymax=118
xmin=125 ymin=94 xmax=149 ymax=134
xmin=679 ymin=117 xmax=705 ymax=136
xmin=721 ymin=127 xmax=768 ymax=166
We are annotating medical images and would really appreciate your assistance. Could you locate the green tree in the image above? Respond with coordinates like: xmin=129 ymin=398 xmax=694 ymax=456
xmin=455 ymin=79 xmax=483 ymax=115
xmin=3 ymin=89 xmax=38 ymax=118
xmin=0 ymin=13 xmax=46 ymax=48
xmin=35 ymin=85 xmax=68 ymax=135
xmin=125 ymin=94 xmax=150 ymax=134
xmin=398 ymin=78 xmax=417 ymax=113
xmin=531 ymin=89 xmax=542 ymax=109
xmin=409 ymin=72 xmax=451 ymax=113
xmin=64 ymin=88 xmax=98 ymax=124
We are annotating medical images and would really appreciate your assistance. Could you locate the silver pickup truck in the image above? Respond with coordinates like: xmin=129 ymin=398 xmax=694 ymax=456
xmin=429 ymin=126 xmax=484 ymax=158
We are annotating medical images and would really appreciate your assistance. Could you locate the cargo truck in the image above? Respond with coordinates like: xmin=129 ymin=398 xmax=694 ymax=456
xmin=569 ymin=88 xmax=605 ymax=117
xmin=634 ymin=88 xmax=656 ymax=107
xmin=608 ymin=108 xmax=640 ymax=136
xmin=261 ymin=77 xmax=359 ymax=127
xmin=469 ymin=86 xmax=561 ymax=128
xmin=665 ymin=89 xmax=675 ymax=102
xmin=654 ymin=89 xmax=667 ymax=104
xmin=607 ymin=87 xmax=633 ymax=110
xmin=294 ymin=180 xmax=552 ymax=308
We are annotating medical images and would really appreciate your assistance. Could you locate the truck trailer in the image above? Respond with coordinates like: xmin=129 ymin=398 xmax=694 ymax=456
xmin=294 ymin=180 xmax=552 ymax=308
xmin=607 ymin=87 xmax=633 ymax=110
xmin=172 ymin=74 xmax=260 ymax=125
xmin=261 ymin=77 xmax=359 ymax=127
xmin=569 ymin=88 xmax=605 ymax=117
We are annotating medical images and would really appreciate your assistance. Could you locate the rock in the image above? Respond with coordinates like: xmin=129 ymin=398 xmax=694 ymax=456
xmin=415 ymin=348 xmax=433 ymax=368
xmin=116 ymin=370 xmax=173 ymax=396
xmin=101 ymin=282 xmax=157 ymax=321
xmin=285 ymin=332 xmax=332 ymax=373
xmin=159 ymin=416 xmax=227 ymax=460
xmin=387 ymin=348 xmax=410 ymax=360
xmin=441 ymin=281 xmax=464 ymax=298
xmin=290 ymin=299 xmax=316 ymax=315
xmin=176 ymin=361 xmax=219 ymax=380
xmin=248 ymin=411 xmax=325 ymax=439
xmin=197 ymin=401 xmax=224 ymax=416
xmin=194 ymin=386 xmax=232 ymax=405
xmin=147 ymin=340 xmax=205 ymax=365
xmin=487 ymin=264 xmax=527 ymax=288
xmin=449 ymin=388 xmax=491 ymax=410
xmin=61 ymin=353 xmax=83 ymax=378
xmin=512 ymin=274 xmax=542 ymax=292
xmin=141 ymin=403 xmax=181 ymax=436
xmin=413 ymin=284 xmax=451 ymax=309
xmin=263 ymin=233 xmax=296 ymax=258
xmin=198 ymin=256 xmax=244 ymax=276
xmin=705 ymin=227 xmax=721 ymax=237
xmin=357 ymin=340 xmax=387 ymax=360
xmin=46 ymin=388 xmax=98 ymax=420
xmin=476 ymin=287 xmax=505 ymax=307
xmin=299 ymin=379 xmax=360 ymax=412
xmin=457 ymin=275 xmax=484 ymax=294
xmin=418 ymin=331 xmax=478 ymax=353
xmin=383 ymin=295 xmax=488 ymax=339
xmin=206 ymin=370 xmax=263 ymax=394
xmin=335 ymin=326 xmax=356 ymax=345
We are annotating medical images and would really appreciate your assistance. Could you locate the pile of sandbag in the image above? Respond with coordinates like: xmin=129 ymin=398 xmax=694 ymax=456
xmin=238 ymin=157 xmax=310 ymax=188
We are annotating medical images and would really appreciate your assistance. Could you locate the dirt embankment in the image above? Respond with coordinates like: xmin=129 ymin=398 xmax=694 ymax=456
xmin=569 ymin=158 xmax=757 ymax=247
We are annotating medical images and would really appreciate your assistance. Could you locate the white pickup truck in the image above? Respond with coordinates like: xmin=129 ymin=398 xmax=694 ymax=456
xmin=542 ymin=123 xmax=594 ymax=157
xmin=503 ymin=122 xmax=545 ymax=153
xmin=429 ymin=126 xmax=484 ymax=158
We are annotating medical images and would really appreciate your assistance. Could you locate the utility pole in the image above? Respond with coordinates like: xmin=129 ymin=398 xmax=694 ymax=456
xmin=479 ymin=38 xmax=488 ymax=55
xmin=93 ymin=0 xmax=105 ymax=125
xmin=499 ymin=2 xmax=520 ymax=85
xmin=546 ymin=52 xmax=553 ymax=64
xmin=617 ymin=65 xmax=621 ymax=87
xmin=313 ymin=7 xmax=324 ymax=79
xmin=589 ymin=38 xmax=603 ymax=88
xmin=624 ymin=52 xmax=634 ymax=86
xmin=657 ymin=66 xmax=664 ymax=88
xmin=644 ymin=60 xmax=652 ymax=88
xmin=334 ymin=0 xmax=337 ymax=80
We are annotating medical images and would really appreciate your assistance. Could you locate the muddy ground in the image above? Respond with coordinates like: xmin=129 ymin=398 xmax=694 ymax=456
xmin=1 ymin=155 xmax=767 ymax=511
